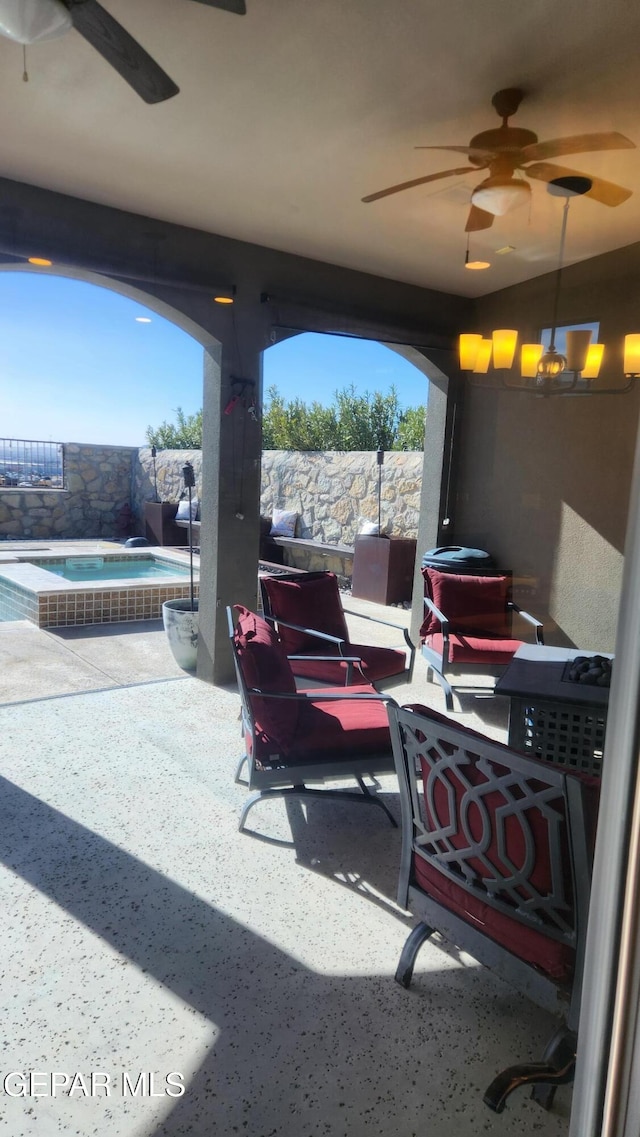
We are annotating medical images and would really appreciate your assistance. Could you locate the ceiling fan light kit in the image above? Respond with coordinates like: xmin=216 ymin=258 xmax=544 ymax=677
xmin=0 ymin=0 xmax=71 ymax=44
xmin=460 ymin=176 xmax=640 ymax=396
xmin=471 ymin=175 xmax=530 ymax=216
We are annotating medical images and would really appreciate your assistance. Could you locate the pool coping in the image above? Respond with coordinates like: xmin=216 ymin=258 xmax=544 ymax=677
xmin=0 ymin=549 xmax=200 ymax=628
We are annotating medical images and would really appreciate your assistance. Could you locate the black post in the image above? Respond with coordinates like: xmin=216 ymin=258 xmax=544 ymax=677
xmin=182 ymin=462 xmax=196 ymax=612
xmin=151 ymin=445 xmax=159 ymax=502
xmin=377 ymin=448 xmax=384 ymax=535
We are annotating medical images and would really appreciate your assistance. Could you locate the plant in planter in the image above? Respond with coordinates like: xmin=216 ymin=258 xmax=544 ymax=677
xmin=162 ymin=462 xmax=199 ymax=672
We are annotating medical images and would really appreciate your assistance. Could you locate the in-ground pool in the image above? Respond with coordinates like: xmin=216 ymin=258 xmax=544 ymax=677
xmin=0 ymin=551 xmax=198 ymax=628
xmin=41 ymin=556 xmax=191 ymax=582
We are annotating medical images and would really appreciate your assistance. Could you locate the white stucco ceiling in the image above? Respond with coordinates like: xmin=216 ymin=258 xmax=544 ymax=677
xmin=2 ymin=0 xmax=640 ymax=297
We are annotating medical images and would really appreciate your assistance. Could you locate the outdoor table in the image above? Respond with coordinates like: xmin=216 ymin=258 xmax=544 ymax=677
xmin=495 ymin=644 xmax=612 ymax=775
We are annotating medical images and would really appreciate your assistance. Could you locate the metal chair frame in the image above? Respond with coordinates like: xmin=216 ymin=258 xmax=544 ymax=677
xmin=260 ymin=570 xmax=415 ymax=690
xmin=227 ymin=606 xmax=399 ymax=832
xmin=388 ymin=702 xmax=595 ymax=1113
xmin=421 ymin=568 xmax=544 ymax=711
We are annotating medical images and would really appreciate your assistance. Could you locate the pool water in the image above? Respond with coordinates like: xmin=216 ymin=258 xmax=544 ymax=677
xmin=37 ymin=557 xmax=191 ymax=582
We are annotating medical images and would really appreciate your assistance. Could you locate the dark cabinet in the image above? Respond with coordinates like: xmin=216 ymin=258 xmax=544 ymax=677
xmin=144 ymin=502 xmax=183 ymax=546
xmin=351 ymin=536 xmax=417 ymax=605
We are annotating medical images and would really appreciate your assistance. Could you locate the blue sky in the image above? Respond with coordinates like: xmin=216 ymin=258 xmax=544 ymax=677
xmin=1 ymin=273 xmax=428 ymax=446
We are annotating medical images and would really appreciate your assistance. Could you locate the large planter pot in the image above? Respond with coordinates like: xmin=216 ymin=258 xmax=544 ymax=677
xmin=163 ymin=598 xmax=199 ymax=672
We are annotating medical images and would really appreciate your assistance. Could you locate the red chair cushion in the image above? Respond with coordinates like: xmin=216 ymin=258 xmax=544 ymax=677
xmin=233 ymin=606 xmax=299 ymax=753
xmin=412 ymin=854 xmax=574 ymax=982
xmin=290 ymin=685 xmax=391 ymax=763
xmin=261 ymin=573 xmax=349 ymax=654
xmin=287 ymin=643 xmax=407 ymax=685
xmin=425 ymin=632 xmax=522 ymax=665
xmin=421 ymin=568 xmax=512 ymax=639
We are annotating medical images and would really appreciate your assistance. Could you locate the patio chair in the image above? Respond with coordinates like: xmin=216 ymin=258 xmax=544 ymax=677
xmin=421 ymin=566 xmax=544 ymax=711
xmin=260 ymin=570 xmax=415 ymax=689
xmin=227 ymin=604 xmax=399 ymax=832
xmin=387 ymin=701 xmax=599 ymax=1113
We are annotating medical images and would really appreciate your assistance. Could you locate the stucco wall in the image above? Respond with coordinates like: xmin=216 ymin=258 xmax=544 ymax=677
xmin=458 ymin=243 xmax=640 ymax=650
xmin=0 ymin=443 xmax=136 ymax=541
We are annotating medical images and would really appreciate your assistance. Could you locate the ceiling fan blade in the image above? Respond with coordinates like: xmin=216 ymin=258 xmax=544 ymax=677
xmin=188 ymin=0 xmax=247 ymax=11
xmin=415 ymin=144 xmax=495 ymax=163
xmin=186 ymin=0 xmax=246 ymax=10
xmin=465 ymin=206 xmax=494 ymax=232
xmin=68 ymin=1 xmax=179 ymax=104
xmin=362 ymin=167 xmax=478 ymax=203
xmin=525 ymin=162 xmax=633 ymax=206
xmin=521 ymin=131 xmax=635 ymax=164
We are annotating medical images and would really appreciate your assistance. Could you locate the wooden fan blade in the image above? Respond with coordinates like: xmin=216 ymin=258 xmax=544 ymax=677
xmin=362 ymin=167 xmax=478 ymax=203
xmin=415 ymin=144 xmax=495 ymax=163
xmin=521 ymin=132 xmax=635 ymax=164
xmin=525 ymin=162 xmax=633 ymax=206
xmin=68 ymin=1 xmax=179 ymax=103
xmin=465 ymin=206 xmax=494 ymax=232
xmin=188 ymin=0 xmax=247 ymax=12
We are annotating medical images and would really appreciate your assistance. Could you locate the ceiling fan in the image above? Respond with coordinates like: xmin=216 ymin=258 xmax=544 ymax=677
xmin=362 ymin=88 xmax=636 ymax=232
xmin=0 ymin=0 xmax=246 ymax=104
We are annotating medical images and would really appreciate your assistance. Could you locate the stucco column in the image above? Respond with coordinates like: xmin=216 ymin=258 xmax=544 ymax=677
xmin=197 ymin=315 xmax=263 ymax=685
xmin=410 ymin=350 xmax=457 ymax=645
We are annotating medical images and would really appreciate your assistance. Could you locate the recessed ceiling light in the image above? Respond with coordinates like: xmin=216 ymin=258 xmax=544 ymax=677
xmin=28 ymin=256 xmax=52 ymax=266
xmin=465 ymin=260 xmax=491 ymax=271
xmin=135 ymin=316 xmax=152 ymax=323
xmin=213 ymin=295 xmax=234 ymax=304
xmin=495 ymin=245 xmax=516 ymax=255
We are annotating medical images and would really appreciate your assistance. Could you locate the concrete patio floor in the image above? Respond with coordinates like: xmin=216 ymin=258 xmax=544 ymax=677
xmin=0 ymin=594 xmax=570 ymax=1136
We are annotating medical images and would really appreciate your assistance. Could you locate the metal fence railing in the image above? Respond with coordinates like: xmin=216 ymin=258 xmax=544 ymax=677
xmin=0 ymin=438 xmax=64 ymax=488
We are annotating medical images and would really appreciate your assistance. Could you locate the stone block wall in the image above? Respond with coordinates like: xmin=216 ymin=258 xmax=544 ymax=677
xmin=134 ymin=449 xmax=203 ymax=522
xmin=133 ymin=449 xmax=423 ymax=545
xmin=1 ymin=445 xmax=423 ymax=545
xmin=0 ymin=443 xmax=136 ymax=541
xmin=261 ymin=451 xmax=423 ymax=544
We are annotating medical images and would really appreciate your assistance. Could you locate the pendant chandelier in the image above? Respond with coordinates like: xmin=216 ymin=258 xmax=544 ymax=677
xmin=459 ymin=177 xmax=640 ymax=396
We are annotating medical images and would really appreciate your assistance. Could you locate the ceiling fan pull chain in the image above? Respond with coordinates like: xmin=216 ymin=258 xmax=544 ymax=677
xmin=22 ymin=44 xmax=28 ymax=83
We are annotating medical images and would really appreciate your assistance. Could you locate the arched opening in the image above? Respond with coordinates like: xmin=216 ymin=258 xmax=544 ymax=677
xmin=0 ymin=268 xmax=212 ymax=446
xmin=262 ymin=330 xmax=454 ymax=641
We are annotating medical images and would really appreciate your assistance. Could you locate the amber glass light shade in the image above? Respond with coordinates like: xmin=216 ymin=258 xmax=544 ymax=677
xmin=472 ymin=339 xmax=492 ymax=374
xmin=581 ymin=344 xmax=604 ymax=380
xmin=624 ymin=335 xmax=640 ymax=376
xmin=492 ymin=329 xmax=518 ymax=369
xmin=520 ymin=344 xmax=544 ymax=378
xmin=459 ymin=334 xmax=482 ymax=371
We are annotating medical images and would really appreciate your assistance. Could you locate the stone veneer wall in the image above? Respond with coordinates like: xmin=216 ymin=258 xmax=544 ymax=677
xmin=133 ymin=449 xmax=423 ymax=543
xmin=1 ymin=445 xmax=422 ymax=545
xmin=260 ymin=451 xmax=423 ymax=544
xmin=0 ymin=443 xmax=136 ymax=541
xmin=134 ymin=449 xmax=203 ymax=527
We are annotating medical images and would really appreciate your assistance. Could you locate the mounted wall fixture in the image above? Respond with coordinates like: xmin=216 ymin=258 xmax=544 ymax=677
xmin=459 ymin=177 xmax=640 ymax=396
